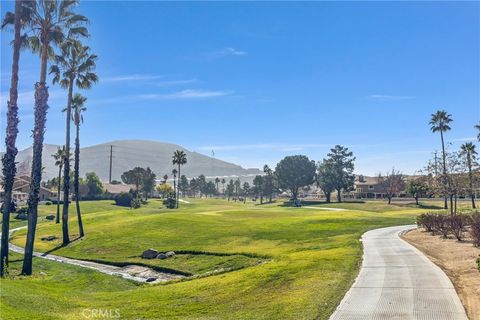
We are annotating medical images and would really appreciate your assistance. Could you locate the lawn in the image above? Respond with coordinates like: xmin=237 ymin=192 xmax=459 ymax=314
xmin=1 ymin=198 xmax=426 ymax=319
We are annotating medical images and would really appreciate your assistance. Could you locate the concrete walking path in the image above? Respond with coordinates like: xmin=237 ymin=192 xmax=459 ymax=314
xmin=1 ymin=227 xmax=184 ymax=283
xmin=330 ymin=225 xmax=468 ymax=320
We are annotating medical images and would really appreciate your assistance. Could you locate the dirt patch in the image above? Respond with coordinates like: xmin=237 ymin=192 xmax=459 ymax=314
xmin=402 ymin=228 xmax=480 ymax=319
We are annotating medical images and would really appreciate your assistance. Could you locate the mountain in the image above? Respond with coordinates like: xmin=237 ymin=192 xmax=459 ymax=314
xmin=0 ymin=140 xmax=262 ymax=182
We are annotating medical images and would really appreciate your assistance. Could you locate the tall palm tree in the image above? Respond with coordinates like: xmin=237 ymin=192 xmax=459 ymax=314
xmin=0 ymin=0 xmax=31 ymax=277
xmin=72 ymin=93 xmax=87 ymax=237
xmin=461 ymin=142 xmax=477 ymax=209
xmin=172 ymin=168 xmax=178 ymax=199
xmin=475 ymin=122 xmax=480 ymax=142
xmin=215 ymin=177 xmax=220 ymax=194
xmin=52 ymin=146 xmax=67 ymax=224
xmin=221 ymin=178 xmax=226 ymax=195
xmin=50 ymin=39 xmax=97 ymax=245
xmin=172 ymin=150 xmax=187 ymax=208
xmin=22 ymin=0 xmax=88 ymax=276
xmin=430 ymin=110 xmax=453 ymax=210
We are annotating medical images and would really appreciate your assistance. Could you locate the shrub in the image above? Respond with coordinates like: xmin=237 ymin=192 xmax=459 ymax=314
xmin=163 ymin=192 xmax=176 ymax=209
xmin=477 ymin=256 xmax=480 ymax=272
xmin=130 ymin=198 xmax=142 ymax=209
xmin=45 ymin=201 xmax=52 ymax=205
xmin=433 ymin=214 xmax=449 ymax=238
xmin=417 ymin=213 xmax=435 ymax=232
xmin=449 ymin=214 xmax=469 ymax=241
xmin=470 ymin=213 xmax=480 ymax=247
xmin=114 ymin=192 xmax=133 ymax=207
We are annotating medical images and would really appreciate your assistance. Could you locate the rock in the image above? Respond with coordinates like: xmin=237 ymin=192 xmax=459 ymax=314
xmin=165 ymin=251 xmax=175 ymax=258
xmin=146 ymin=277 xmax=157 ymax=282
xmin=41 ymin=236 xmax=57 ymax=241
xmin=15 ymin=213 xmax=28 ymax=220
xmin=45 ymin=215 xmax=55 ymax=220
xmin=156 ymin=253 xmax=167 ymax=259
xmin=141 ymin=249 xmax=158 ymax=259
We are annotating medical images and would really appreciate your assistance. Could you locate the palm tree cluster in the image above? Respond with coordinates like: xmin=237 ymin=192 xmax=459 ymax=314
xmin=429 ymin=110 xmax=478 ymax=214
xmin=0 ymin=0 xmax=97 ymax=277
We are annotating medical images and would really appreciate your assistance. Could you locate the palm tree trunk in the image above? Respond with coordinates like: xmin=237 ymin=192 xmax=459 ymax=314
xmin=467 ymin=156 xmax=476 ymax=209
xmin=440 ymin=131 xmax=448 ymax=209
xmin=1 ymin=0 xmax=22 ymax=277
xmin=177 ymin=165 xmax=181 ymax=208
xmin=62 ymin=80 xmax=74 ymax=245
xmin=337 ymin=189 xmax=342 ymax=203
xmin=55 ymin=165 xmax=62 ymax=223
xmin=74 ymin=123 xmax=84 ymax=237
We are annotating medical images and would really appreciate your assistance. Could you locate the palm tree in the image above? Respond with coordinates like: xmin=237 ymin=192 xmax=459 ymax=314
xmin=52 ymin=146 xmax=67 ymax=224
xmin=461 ymin=142 xmax=477 ymax=209
xmin=22 ymin=0 xmax=88 ymax=276
xmin=172 ymin=150 xmax=187 ymax=208
xmin=0 ymin=0 xmax=31 ymax=277
xmin=71 ymin=93 xmax=87 ymax=237
xmin=215 ymin=177 xmax=220 ymax=194
xmin=430 ymin=110 xmax=453 ymax=210
xmin=50 ymin=38 xmax=97 ymax=245
xmin=163 ymin=174 xmax=168 ymax=184
xmin=221 ymin=178 xmax=226 ymax=195
xmin=475 ymin=122 xmax=480 ymax=142
xmin=172 ymin=168 xmax=178 ymax=199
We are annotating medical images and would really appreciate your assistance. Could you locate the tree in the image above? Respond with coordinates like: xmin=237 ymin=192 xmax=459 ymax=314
xmin=221 ymin=178 xmax=226 ymax=195
xmin=189 ymin=178 xmax=199 ymax=197
xmin=85 ymin=172 xmax=103 ymax=198
xmin=71 ymin=93 xmax=87 ymax=237
xmin=171 ymin=168 xmax=177 ymax=200
xmin=226 ymin=179 xmax=235 ymax=201
xmin=430 ymin=110 xmax=453 ymax=209
xmin=215 ymin=177 xmax=220 ymax=194
xmin=172 ymin=150 xmax=187 ymax=208
xmin=22 ymin=0 xmax=88 ymax=275
xmin=179 ymin=175 xmax=189 ymax=197
xmin=52 ymin=146 xmax=67 ymax=224
xmin=234 ymin=179 xmax=241 ymax=201
xmin=378 ymin=169 xmax=405 ymax=204
xmin=142 ymin=167 xmax=156 ymax=200
xmin=206 ymin=181 xmax=217 ymax=197
xmin=460 ymin=142 xmax=477 ymax=209
xmin=406 ymin=178 xmax=428 ymax=205
xmin=324 ymin=145 xmax=355 ymax=202
xmin=242 ymin=182 xmax=250 ymax=203
xmin=253 ymin=175 xmax=264 ymax=203
xmin=197 ymin=174 xmax=207 ymax=197
xmin=156 ymin=183 xmax=173 ymax=198
xmin=163 ymin=174 xmax=168 ymax=184
xmin=475 ymin=122 xmax=480 ymax=142
xmin=263 ymin=165 xmax=275 ymax=203
xmin=0 ymin=0 xmax=32 ymax=277
xmin=316 ymin=159 xmax=336 ymax=203
xmin=275 ymin=155 xmax=316 ymax=201
xmin=121 ymin=167 xmax=146 ymax=198
xmin=50 ymin=37 xmax=97 ymax=245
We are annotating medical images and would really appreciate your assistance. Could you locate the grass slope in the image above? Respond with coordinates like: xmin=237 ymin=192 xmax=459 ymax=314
xmin=2 ymin=199 xmax=426 ymax=319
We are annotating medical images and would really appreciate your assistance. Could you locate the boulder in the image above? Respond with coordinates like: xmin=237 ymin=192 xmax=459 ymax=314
xmin=15 ymin=213 xmax=28 ymax=220
xmin=156 ymin=253 xmax=167 ymax=260
xmin=45 ymin=215 xmax=55 ymax=220
xmin=141 ymin=249 xmax=158 ymax=259
xmin=165 ymin=251 xmax=175 ymax=258
xmin=146 ymin=277 xmax=157 ymax=282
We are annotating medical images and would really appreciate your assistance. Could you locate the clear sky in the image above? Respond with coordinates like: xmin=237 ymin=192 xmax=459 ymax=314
xmin=1 ymin=1 xmax=479 ymax=175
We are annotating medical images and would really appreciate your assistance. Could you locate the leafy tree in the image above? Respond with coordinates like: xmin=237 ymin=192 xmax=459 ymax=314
xmin=234 ymin=179 xmax=241 ymax=201
xmin=316 ymin=159 xmax=336 ymax=203
xmin=156 ymin=183 xmax=173 ymax=198
xmin=406 ymin=178 xmax=428 ymax=205
xmin=460 ymin=142 xmax=478 ymax=209
xmin=71 ymin=93 xmax=87 ymax=237
xmin=172 ymin=150 xmax=187 ymax=208
xmin=242 ymin=182 xmax=250 ymax=203
xmin=52 ymin=146 xmax=67 ymax=224
xmin=378 ymin=169 xmax=405 ymax=204
xmin=324 ymin=145 xmax=355 ymax=202
xmin=142 ymin=167 xmax=156 ymax=200
xmin=85 ymin=172 xmax=103 ymax=198
xmin=22 ymin=0 xmax=89 ymax=275
xmin=179 ymin=175 xmax=189 ymax=197
xmin=198 ymin=174 xmax=207 ymax=197
xmin=226 ymin=179 xmax=235 ymax=201
xmin=0 ymin=0 xmax=31 ymax=277
xmin=206 ymin=181 xmax=217 ymax=197
xmin=121 ymin=167 xmax=146 ymax=199
xmin=275 ymin=155 xmax=316 ymax=201
xmin=262 ymin=165 xmax=275 ymax=203
xmin=253 ymin=175 xmax=264 ymax=204
xmin=430 ymin=110 xmax=453 ymax=209
xmin=189 ymin=178 xmax=199 ymax=197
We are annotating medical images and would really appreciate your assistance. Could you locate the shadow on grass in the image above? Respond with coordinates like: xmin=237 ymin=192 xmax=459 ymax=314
xmin=42 ymin=235 xmax=83 ymax=255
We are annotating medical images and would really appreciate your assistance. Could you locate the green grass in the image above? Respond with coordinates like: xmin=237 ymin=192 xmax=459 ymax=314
xmin=1 ymin=198 xmax=427 ymax=319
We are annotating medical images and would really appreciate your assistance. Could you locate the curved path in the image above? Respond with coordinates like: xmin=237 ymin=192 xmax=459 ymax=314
xmin=330 ymin=225 xmax=468 ymax=320
xmin=1 ymin=227 xmax=184 ymax=283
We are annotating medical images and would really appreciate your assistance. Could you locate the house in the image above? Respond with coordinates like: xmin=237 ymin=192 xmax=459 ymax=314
xmin=103 ymin=183 xmax=135 ymax=194
xmin=0 ymin=175 xmax=56 ymax=203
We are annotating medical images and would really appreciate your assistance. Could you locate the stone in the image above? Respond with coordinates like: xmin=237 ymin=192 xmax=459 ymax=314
xmin=45 ymin=215 xmax=55 ymax=220
xmin=165 ymin=251 xmax=175 ymax=258
xmin=15 ymin=213 xmax=28 ymax=220
xmin=156 ymin=253 xmax=167 ymax=259
xmin=141 ymin=249 xmax=158 ymax=259
xmin=41 ymin=235 xmax=57 ymax=241
xmin=146 ymin=277 xmax=157 ymax=282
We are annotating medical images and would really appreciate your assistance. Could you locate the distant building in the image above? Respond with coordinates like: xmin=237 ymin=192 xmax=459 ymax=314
xmin=0 ymin=175 xmax=56 ymax=203
xmin=103 ymin=183 xmax=135 ymax=194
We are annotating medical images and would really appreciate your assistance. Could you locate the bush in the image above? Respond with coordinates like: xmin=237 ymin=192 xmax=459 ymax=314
xmin=45 ymin=201 xmax=52 ymax=205
xmin=449 ymin=214 xmax=469 ymax=241
xmin=470 ymin=213 xmax=480 ymax=247
xmin=417 ymin=213 xmax=435 ymax=232
xmin=432 ymin=214 xmax=449 ymax=238
xmin=163 ymin=192 xmax=176 ymax=209
xmin=477 ymin=256 xmax=480 ymax=272
xmin=114 ymin=192 xmax=133 ymax=207
xmin=130 ymin=198 xmax=142 ymax=209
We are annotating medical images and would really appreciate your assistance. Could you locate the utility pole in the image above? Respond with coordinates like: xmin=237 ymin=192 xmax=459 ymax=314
xmin=109 ymin=145 xmax=113 ymax=183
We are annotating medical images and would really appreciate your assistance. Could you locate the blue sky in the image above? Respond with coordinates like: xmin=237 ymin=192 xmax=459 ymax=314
xmin=1 ymin=1 xmax=479 ymax=175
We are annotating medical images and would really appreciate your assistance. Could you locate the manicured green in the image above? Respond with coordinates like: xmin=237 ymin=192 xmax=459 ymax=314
xmin=2 ymin=199 xmax=427 ymax=319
